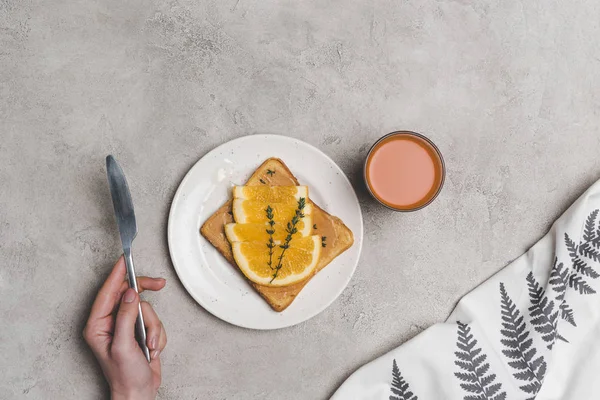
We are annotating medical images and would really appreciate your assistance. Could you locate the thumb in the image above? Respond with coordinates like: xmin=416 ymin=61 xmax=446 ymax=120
xmin=113 ymin=288 xmax=140 ymax=350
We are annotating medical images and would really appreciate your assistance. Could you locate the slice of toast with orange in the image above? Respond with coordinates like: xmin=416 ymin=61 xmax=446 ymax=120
xmin=200 ymin=158 xmax=354 ymax=311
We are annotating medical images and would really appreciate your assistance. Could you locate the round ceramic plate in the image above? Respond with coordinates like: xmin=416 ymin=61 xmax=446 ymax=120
xmin=168 ymin=134 xmax=363 ymax=330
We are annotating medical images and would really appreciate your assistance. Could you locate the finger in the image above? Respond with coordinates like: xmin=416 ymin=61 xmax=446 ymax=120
xmin=140 ymin=302 xmax=163 ymax=354
xmin=157 ymin=323 xmax=167 ymax=353
xmin=117 ymin=277 xmax=166 ymax=297
xmin=112 ymin=288 xmax=140 ymax=351
xmin=88 ymin=256 xmax=127 ymax=322
xmin=148 ymin=323 xmax=167 ymax=361
xmin=113 ymin=278 xmax=166 ymax=315
xmin=150 ymin=356 xmax=162 ymax=391
xmin=137 ymin=276 xmax=166 ymax=293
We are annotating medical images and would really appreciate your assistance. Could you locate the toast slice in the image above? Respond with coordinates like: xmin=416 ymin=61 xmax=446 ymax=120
xmin=200 ymin=158 xmax=354 ymax=312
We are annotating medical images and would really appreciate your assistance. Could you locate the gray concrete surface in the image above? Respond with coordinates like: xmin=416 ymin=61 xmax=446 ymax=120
xmin=2 ymin=0 xmax=600 ymax=398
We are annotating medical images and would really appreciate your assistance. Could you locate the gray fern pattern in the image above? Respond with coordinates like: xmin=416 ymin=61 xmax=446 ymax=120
xmin=454 ymin=322 xmax=506 ymax=400
xmin=563 ymin=209 xmax=600 ymax=295
xmin=566 ymin=236 xmax=600 ymax=280
xmin=389 ymin=359 xmax=418 ymax=400
xmin=591 ymin=209 xmax=600 ymax=248
xmin=547 ymin=210 xmax=600 ymax=341
xmin=581 ymin=209 xmax=600 ymax=260
xmin=549 ymin=258 xmax=576 ymax=329
xmin=499 ymin=283 xmax=546 ymax=399
xmin=526 ymin=272 xmax=559 ymax=349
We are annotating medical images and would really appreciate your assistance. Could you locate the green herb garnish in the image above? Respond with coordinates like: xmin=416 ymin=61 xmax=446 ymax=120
xmin=313 ymin=224 xmax=317 ymax=230
xmin=259 ymin=178 xmax=266 ymax=184
xmin=321 ymin=236 xmax=327 ymax=248
xmin=265 ymin=205 xmax=276 ymax=270
xmin=266 ymin=169 xmax=276 ymax=176
xmin=271 ymin=197 xmax=306 ymax=282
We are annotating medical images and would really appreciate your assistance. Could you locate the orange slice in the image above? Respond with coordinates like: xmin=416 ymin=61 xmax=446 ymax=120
xmin=233 ymin=185 xmax=308 ymax=202
xmin=231 ymin=236 xmax=321 ymax=286
xmin=232 ymin=199 xmax=313 ymax=225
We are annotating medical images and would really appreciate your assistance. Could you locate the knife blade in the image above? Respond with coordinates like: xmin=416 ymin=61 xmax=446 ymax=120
xmin=106 ymin=155 xmax=151 ymax=362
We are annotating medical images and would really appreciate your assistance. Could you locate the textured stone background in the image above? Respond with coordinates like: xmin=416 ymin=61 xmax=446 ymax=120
xmin=2 ymin=0 xmax=600 ymax=398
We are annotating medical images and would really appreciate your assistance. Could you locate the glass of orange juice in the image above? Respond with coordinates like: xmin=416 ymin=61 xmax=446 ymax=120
xmin=364 ymin=131 xmax=445 ymax=211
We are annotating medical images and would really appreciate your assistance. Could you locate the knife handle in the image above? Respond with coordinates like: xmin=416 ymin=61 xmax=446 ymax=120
xmin=124 ymin=247 xmax=152 ymax=362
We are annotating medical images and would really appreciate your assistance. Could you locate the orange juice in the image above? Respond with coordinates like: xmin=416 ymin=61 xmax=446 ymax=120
xmin=364 ymin=132 xmax=445 ymax=211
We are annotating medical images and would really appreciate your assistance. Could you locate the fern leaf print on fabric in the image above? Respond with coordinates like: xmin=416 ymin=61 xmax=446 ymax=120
xmin=583 ymin=209 xmax=599 ymax=241
xmin=454 ymin=322 xmax=506 ymax=400
xmin=569 ymin=274 xmax=596 ymax=294
xmin=592 ymin=209 xmax=600 ymax=248
xmin=581 ymin=209 xmax=600 ymax=260
xmin=565 ymin=233 xmax=599 ymax=280
xmin=562 ymin=210 xmax=600 ymax=297
xmin=549 ymin=210 xmax=600 ymax=340
xmin=526 ymin=273 xmax=559 ymax=349
xmin=389 ymin=360 xmax=418 ymax=400
xmin=549 ymin=258 xmax=576 ymax=329
xmin=499 ymin=283 xmax=546 ymax=398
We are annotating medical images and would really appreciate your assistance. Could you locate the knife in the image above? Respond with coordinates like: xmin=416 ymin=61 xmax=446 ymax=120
xmin=106 ymin=155 xmax=151 ymax=362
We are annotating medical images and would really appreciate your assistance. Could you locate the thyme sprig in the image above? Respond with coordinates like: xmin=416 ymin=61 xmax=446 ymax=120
xmin=265 ymin=205 xmax=276 ymax=270
xmin=271 ymin=197 xmax=306 ymax=283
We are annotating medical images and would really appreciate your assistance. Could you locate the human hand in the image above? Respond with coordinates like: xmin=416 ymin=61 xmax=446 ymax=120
xmin=84 ymin=256 xmax=167 ymax=400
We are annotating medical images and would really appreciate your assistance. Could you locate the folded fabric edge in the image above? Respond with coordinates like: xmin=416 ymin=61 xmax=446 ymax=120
xmin=330 ymin=178 xmax=600 ymax=400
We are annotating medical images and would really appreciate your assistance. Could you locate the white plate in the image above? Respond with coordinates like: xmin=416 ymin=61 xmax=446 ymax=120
xmin=168 ymin=134 xmax=363 ymax=330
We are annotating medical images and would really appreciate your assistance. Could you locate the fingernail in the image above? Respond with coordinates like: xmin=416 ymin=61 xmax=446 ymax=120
xmin=150 ymin=336 xmax=157 ymax=349
xmin=123 ymin=288 xmax=136 ymax=303
xmin=152 ymin=350 xmax=160 ymax=360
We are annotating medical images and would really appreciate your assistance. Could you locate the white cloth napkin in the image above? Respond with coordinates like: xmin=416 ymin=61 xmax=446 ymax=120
xmin=331 ymin=180 xmax=600 ymax=400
